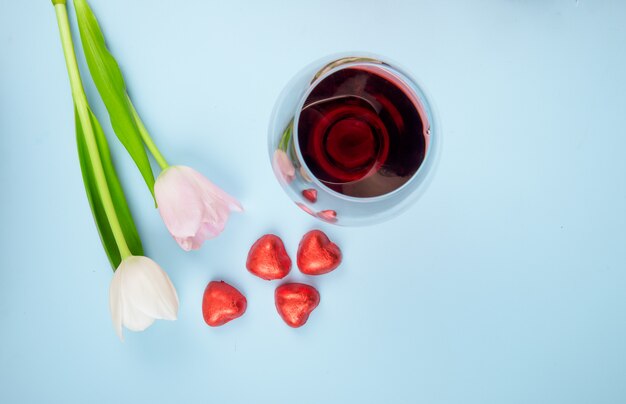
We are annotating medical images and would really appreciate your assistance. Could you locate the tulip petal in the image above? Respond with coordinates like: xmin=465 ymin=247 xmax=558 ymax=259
xmin=121 ymin=256 xmax=179 ymax=321
xmin=155 ymin=167 xmax=205 ymax=238
xmin=109 ymin=266 xmax=124 ymax=340
xmin=190 ymin=222 xmax=221 ymax=250
xmin=122 ymin=300 xmax=156 ymax=332
xmin=118 ymin=257 xmax=155 ymax=333
xmin=198 ymin=221 xmax=222 ymax=240
xmin=174 ymin=236 xmax=194 ymax=252
xmin=182 ymin=166 xmax=243 ymax=212
xmin=200 ymin=204 xmax=228 ymax=237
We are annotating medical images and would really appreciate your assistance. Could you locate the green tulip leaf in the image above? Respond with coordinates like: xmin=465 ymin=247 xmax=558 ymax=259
xmin=73 ymin=0 xmax=155 ymax=200
xmin=76 ymin=105 xmax=144 ymax=269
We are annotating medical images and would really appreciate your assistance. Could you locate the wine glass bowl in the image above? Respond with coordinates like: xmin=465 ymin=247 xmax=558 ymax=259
xmin=268 ymin=54 xmax=439 ymax=226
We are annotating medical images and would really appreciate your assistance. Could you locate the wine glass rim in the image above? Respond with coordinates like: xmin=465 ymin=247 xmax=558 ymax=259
xmin=292 ymin=56 xmax=439 ymax=204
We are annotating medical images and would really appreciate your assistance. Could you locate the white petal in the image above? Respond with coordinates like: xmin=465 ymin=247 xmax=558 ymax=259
xmin=122 ymin=299 xmax=156 ymax=332
xmin=109 ymin=266 xmax=124 ymax=341
xmin=120 ymin=256 xmax=179 ymax=321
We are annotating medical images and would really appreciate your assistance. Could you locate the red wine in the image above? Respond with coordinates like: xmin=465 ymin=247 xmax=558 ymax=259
xmin=297 ymin=64 xmax=429 ymax=198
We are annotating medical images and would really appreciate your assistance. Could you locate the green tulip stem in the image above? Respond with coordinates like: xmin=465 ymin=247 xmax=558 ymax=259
xmin=53 ymin=1 xmax=132 ymax=260
xmin=126 ymin=96 xmax=170 ymax=170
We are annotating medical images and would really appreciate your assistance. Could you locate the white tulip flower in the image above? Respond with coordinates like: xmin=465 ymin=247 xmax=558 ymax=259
xmin=109 ymin=256 xmax=179 ymax=340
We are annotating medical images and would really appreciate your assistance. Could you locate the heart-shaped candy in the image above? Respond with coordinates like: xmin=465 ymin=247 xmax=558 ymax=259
xmin=202 ymin=281 xmax=247 ymax=327
xmin=246 ymin=234 xmax=291 ymax=280
xmin=275 ymin=283 xmax=320 ymax=328
xmin=297 ymin=230 xmax=342 ymax=275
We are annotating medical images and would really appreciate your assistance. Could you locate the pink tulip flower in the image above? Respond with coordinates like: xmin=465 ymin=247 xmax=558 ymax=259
xmin=155 ymin=165 xmax=243 ymax=251
xmin=109 ymin=256 xmax=179 ymax=340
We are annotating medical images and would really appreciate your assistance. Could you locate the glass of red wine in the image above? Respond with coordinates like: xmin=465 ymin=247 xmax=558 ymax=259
xmin=268 ymin=54 xmax=439 ymax=225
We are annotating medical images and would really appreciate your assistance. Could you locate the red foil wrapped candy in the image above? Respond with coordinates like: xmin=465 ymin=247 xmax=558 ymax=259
xmin=275 ymin=283 xmax=320 ymax=328
xmin=202 ymin=281 xmax=247 ymax=327
xmin=246 ymin=234 xmax=292 ymax=280
xmin=297 ymin=230 xmax=342 ymax=275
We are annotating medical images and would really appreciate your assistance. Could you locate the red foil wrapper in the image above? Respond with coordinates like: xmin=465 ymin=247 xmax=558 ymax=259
xmin=275 ymin=283 xmax=321 ymax=328
xmin=246 ymin=234 xmax=292 ymax=280
xmin=202 ymin=281 xmax=247 ymax=327
xmin=297 ymin=230 xmax=342 ymax=275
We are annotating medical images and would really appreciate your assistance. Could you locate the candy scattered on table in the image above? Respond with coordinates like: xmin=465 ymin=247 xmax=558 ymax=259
xmin=246 ymin=234 xmax=292 ymax=280
xmin=205 ymin=230 xmax=343 ymax=328
xmin=275 ymin=283 xmax=320 ymax=328
xmin=297 ymin=229 xmax=342 ymax=275
xmin=202 ymin=281 xmax=247 ymax=327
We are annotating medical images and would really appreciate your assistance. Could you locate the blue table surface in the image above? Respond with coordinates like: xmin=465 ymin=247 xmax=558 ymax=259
xmin=1 ymin=1 xmax=625 ymax=403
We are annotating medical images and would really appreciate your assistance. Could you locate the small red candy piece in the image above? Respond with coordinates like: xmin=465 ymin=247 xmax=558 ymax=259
xmin=246 ymin=234 xmax=292 ymax=280
xmin=275 ymin=283 xmax=320 ymax=328
xmin=302 ymin=188 xmax=318 ymax=203
xmin=317 ymin=209 xmax=337 ymax=223
xmin=202 ymin=281 xmax=247 ymax=327
xmin=297 ymin=230 xmax=342 ymax=275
